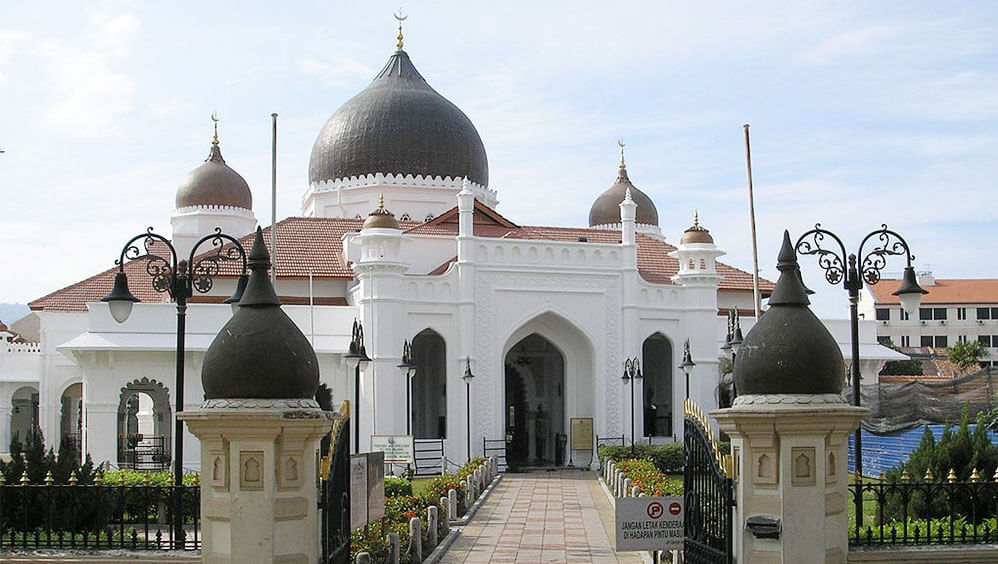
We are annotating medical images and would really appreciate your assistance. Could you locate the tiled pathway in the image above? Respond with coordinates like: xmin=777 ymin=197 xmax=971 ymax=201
xmin=439 ymin=470 xmax=641 ymax=563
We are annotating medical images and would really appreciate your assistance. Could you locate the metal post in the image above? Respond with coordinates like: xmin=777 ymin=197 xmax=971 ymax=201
xmin=847 ymin=255 xmax=863 ymax=480
xmin=173 ymin=296 xmax=186 ymax=549
xmin=354 ymin=365 xmax=360 ymax=454
xmin=466 ymin=379 xmax=472 ymax=461
xmin=406 ymin=374 xmax=412 ymax=436
xmin=630 ymin=377 xmax=636 ymax=456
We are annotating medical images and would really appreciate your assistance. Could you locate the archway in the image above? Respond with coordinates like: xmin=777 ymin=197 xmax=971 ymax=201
xmin=10 ymin=385 xmax=39 ymax=444
xmin=117 ymin=378 xmax=171 ymax=471
xmin=411 ymin=329 xmax=446 ymax=439
xmin=60 ymin=383 xmax=83 ymax=456
xmin=504 ymin=334 xmax=565 ymax=466
xmin=642 ymin=333 xmax=674 ymax=438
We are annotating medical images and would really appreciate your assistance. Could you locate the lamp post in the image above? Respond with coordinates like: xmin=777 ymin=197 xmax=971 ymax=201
xmin=102 ymin=227 xmax=248 ymax=548
xmin=621 ymin=357 xmax=642 ymax=455
xmin=720 ymin=311 xmax=743 ymax=405
xmin=795 ymin=224 xmax=927 ymax=480
xmin=397 ymin=340 xmax=416 ymax=435
xmin=344 ymin=319 xmax=371 ymax=453
xmin=680 ymin=339 xmax=696 ymax=400
xmin=463 ymin=357 xmax=475 ymax=461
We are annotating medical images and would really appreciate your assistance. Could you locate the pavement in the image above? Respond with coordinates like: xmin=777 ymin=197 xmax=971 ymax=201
xmin=438 ymin=469 xmax=642 ymax=563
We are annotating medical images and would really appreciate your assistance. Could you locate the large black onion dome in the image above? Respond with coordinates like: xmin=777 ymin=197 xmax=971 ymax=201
xmin=588 ymin=166 xmax=659 ymax=227
xmin=176 ymin=143 xmax=253 ymax=210
xmin=309 ymin=50 xmax=489 ymax=187
xmin=202 ymin=228 xmax=318 ymax=400
xmin=734 ymin=231 xmax=844 ymax=395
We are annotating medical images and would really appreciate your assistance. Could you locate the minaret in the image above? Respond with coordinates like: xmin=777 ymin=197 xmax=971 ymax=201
xmin=669 ymin=211 xmax=724 ymax=285
xmin=171 ymin=115 xmax=257 ymax=259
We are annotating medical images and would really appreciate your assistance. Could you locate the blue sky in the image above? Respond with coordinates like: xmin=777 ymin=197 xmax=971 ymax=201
xmin=1 ymin=1 xmax=996 ymax=318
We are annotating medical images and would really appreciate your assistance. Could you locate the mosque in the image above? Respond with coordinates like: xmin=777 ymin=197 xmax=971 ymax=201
xmin=6 ymin=28 xmax=773 ymax=471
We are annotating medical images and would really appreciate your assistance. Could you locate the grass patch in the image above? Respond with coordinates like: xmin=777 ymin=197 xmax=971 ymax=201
xmin=411 ymin=477 xmax=435 ymax=497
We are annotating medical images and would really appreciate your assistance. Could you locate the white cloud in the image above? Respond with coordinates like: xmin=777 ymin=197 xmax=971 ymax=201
xmin=797 ymin=25 xmax=897 ymax=65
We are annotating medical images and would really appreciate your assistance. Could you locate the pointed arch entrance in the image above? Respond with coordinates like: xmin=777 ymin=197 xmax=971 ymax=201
xmin=411 ymin=329 xmax=447 ymax=439
xmin=117 ymin=378 xmax=171 ymax=471
xmin=642 ymin=333 xmax=674 ymax=437
xmin=502 ymin=311 xmax=595 ymax=468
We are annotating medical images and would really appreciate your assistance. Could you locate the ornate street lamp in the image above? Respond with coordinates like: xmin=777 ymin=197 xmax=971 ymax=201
xmin=720 ymin=311 xmax=743 ymax=405
xmin=795 ymin=223 xmax=927 ymax=479
xmin=102 ymin=226 xmax=248 ymax=548
xmin=397 ymin=340 xmax=416 ymax=435
xmin=679 ymin=339 xmax=696 ymax=400
xmin=344 ymin=319 xmax=372 ymax=454
xmin=621 ymin=357 xmax=642 ymax=455
xmin=463 ymin=357 xmax=475 ymax=461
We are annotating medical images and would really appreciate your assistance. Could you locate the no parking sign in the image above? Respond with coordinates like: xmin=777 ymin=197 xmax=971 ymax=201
xmin=615 ymin=496 xmax=684 ymax=551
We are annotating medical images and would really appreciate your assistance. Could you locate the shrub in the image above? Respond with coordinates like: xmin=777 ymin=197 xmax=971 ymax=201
xmin=614 ymin=458 xmax=683 ymax=497
xmin=385 ymin=476 xmax=413 ymax=497
xmin=600 ymin=443 xmax=684 ymax=474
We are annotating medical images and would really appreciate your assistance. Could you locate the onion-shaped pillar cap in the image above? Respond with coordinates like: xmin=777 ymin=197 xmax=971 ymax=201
xmin=201 ymin=227 xmax=319 ymax=400
xmin=734 ymin=231 xmax=845 ymax=395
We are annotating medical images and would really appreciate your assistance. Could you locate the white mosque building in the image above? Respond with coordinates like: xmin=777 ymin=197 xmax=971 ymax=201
xmin=5 ymin=36 xmax=777 ymax=472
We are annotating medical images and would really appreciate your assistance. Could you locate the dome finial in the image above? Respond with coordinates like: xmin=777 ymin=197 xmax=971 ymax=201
xmin=394 ymin=9 xmax=407 ymax=51
xmin=618 ymin=138 xmax=626 ymax=170
xmin=693 ymin=209 xmax=700 ymax=228
xmin=378 ymin=191 xmax=386 ymax=212
xmin=211 ymin=112 xmax=220 ymax=146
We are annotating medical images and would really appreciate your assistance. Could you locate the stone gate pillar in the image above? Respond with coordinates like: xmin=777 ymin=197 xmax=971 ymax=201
xmin=179 ymin=228 xmax=334 ymax=564
xmin=713 ymin=232 xmax=866 ymax=564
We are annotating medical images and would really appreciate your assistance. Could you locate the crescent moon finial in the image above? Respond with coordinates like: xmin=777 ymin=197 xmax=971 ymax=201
xmin=618 ymin=138 xmax=626 ymax=169
xmin=211 ymin=112 xmax=220 ymax=145
xmin=394 ymin=9 xmax=407 ymax=50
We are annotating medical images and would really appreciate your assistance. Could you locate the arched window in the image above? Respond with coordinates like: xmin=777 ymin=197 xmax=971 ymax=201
xmin=642 ymin=334 xmax=673 ymax=437
xmin=411 ymin=329 xmax=447 ymax=439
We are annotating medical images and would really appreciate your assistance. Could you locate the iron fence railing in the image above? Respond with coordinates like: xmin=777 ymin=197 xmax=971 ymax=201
xmin=850 ymin=471 xmax=998 ymax=546
xmin=0 ymin=482 xmax=200 ymax=550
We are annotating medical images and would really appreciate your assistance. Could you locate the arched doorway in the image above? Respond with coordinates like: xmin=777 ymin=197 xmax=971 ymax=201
xmin=10 ymin=385 xmax=39 ymax=444
xmin=642 ymin=334 xmax=674 ymax=438
xmin=411 ymin=329 xmax=446 ymax=439
xmin=60 ymin=383 xmax=83 ymax=456
xmin=117 ymin=378 xmax=171 ymax=471
xmin=504 ymin=334 xmax=565 ymax=466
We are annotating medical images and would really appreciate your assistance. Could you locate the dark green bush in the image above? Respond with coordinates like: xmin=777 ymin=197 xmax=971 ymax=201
xmin=599 ymin=443 xmax=684 ymax=474
xmin=384 ymin=476 xmax=413 ymax=497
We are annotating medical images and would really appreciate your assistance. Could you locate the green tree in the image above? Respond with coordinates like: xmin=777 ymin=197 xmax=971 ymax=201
xmin=948 ymin=340 xmax=990 ymax=370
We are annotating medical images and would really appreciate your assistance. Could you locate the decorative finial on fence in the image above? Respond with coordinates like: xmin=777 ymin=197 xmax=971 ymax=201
xmin=142 ymin=473 xmax=151 ymax=486
xmin=69 ymin=471 xmax=78 ymax=486
xmin=193 ymin=474 xmax=201 ymax=487
xmin=119 ymin=473 xmax=127 ymax=486
xmin=167 ymin=473 xmax=175 ymax=487
xmin=923 ymin=468 xmax=933 ymax=482
xmin=971 ymin=468 xmax=980 ymax=483
xmin=901 ymin=469 xmax=911 ymax=483
xmin=993 ymin=467 xmax=998 ymax=482
xmin=20 ymin=471 xmax=29 ymax=486
xmin=45 ymin=471 xmax=54 ymax=485
xmin=0 ymin=472 xmax=5 ymax=486
xmin=947 ymin=468 xmax=957 ymax=483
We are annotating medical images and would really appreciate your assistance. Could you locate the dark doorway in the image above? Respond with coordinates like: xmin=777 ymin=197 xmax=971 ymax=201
xmin=504 ymin=333 xmax=566 ymax=467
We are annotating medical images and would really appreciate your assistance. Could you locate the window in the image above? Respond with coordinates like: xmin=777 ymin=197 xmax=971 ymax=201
xmin=900 ymin=309 xmax=909 ymax=321
xmin=978 ymin=308 xmax=991 ymax=320
xmin=993 ymin=307 xmax=998 ymax=319
xmin=934 ymin=336 xmax=948 ymax=348
xmin=876 ymin=309 xmax=890 ymax=321
xmin=920 ymin=336 xmax=934 ymax=347
xmin=958 ymin=308 xmax=967 ymax=320
xmin=958 ymin=335 xmax=967 ymax=343
xmin=900 ymin=336 xmax=910 ymax=347
xmin=933 ymin=308 xmax=947 ymax=320
xmin=979 ymin=335 xmax=992 ymax=347
xmin=919 ymin=308 xmax=933 ymax=321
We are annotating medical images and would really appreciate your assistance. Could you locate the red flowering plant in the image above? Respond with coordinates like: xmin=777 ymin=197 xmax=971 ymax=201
xmin=615 ymin=458 xmax=683 ymax=497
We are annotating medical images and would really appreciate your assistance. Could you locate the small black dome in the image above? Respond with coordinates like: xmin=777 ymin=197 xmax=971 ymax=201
xmin=202 ymin=228 xmax=318 ymax=400
xmin=176 ymin=144 xmax=253 ymax=210
xmin=309 ymin=50 xmax=488 ymax=187
xmin=734 ymin=231 xmax=844 ymax=395
xmin=588 ymin=166 xmax=659 ymax=227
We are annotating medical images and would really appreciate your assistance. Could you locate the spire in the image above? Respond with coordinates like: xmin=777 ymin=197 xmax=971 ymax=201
xmin=211 ymin=113 xmax=220 ymax=146
xmin=693 ymin=210 xmax=700 ymax=229
xmin=767 ymin=230 xmax=810 ymax=306
xmin=618 ymin=138 xmax=626 ymax=170
xmin=394 ymin=10 xmax=407 ymax=51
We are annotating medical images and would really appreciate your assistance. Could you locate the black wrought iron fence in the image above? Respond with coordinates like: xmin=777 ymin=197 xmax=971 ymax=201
xmin=0 ymin=478 xmax=200 ymax=550
xmin=850 ymin=470 xmax=998 ymax=546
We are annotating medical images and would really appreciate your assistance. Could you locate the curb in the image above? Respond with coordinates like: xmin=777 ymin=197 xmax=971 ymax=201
xmin=423 ymin=529 xmax=461 ymax=564
xmin=449 ymin=473 xmax=503 ymax=527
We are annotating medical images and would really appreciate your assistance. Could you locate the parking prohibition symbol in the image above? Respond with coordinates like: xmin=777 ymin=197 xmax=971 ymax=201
xmin=646 ymin=501 xmax=664 ymax=519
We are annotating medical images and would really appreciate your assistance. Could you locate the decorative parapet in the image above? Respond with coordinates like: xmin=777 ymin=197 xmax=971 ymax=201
xmin=172 ymin=205 xmax=256 ymax=218
xmin=3 ymin=341 xmax=40 ymax=354
xmin=732 ymin=393 xmax=845 ymax=406
xmin=474 ymin=239 xmax=623 ymax=269
xmin=305 ymin=173 xmax=497 ymax=202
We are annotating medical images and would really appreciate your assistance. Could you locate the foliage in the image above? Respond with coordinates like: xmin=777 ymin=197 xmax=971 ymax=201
xmin=613 ymin=458 xmax=683 ymax=497
xmin=599 ymin=443 xmax=684 ymax=474
xmin=385 ymin=476 xmax=413 ymax=497
xmin=881 ymin=409 xmax=998 ymax=523
xmin=0 ymin=430 xmax=95 ymax=486
xmin=878 ymin=338 xmax=924 ymax=376
xmin=949 ymin=340 xmax=990 ymax=370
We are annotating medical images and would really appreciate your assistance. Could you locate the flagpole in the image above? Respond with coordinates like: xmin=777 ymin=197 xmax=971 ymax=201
xmin=744 ymin=124 xmax=762 ymax=319
xmin=270 ymin=113 xmax=278 ymax=289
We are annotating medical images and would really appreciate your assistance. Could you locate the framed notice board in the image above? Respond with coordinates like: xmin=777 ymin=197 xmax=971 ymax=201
xmin=571 ymin=417 xmax=594 ymax=450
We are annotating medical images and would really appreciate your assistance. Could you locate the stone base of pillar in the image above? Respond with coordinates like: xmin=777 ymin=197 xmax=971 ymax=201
xmin=713 ymin=395 xmax=867 ymax=564
xmin=180 ymin=404 xmax=336 ymax=564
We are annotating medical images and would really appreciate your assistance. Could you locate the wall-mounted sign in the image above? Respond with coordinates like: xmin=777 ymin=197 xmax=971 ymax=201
xmin=570 ymin=417 xmax=594 ymax=450
xmin=371 ymin=434 xmax=414 ymax=464
xmin=615 ymin=496 xmax=684 ymax=551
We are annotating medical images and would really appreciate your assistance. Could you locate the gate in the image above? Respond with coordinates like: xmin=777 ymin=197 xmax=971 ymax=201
xmin=683 ymin=399 xmax=734 ymax=564
xmin=319 ymin=416 xmax=350 ymax=564
xmin=413 ymin=438 xmax=445 ymax=476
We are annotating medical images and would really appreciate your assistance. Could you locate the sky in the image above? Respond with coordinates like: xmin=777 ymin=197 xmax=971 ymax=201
xmin=1 ymin=1 xmax=997 ymax=319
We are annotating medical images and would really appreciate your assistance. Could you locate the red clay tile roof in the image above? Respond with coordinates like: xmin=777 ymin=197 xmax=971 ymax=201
xmin=870 ymin=279 xmax=998 ymax=306
xmin=31 ymin=213 xmax=772 ymax=312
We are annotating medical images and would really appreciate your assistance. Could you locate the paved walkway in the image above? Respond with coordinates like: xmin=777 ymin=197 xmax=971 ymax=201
xmin=439 ymin=469 xmax=641 ymax=563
